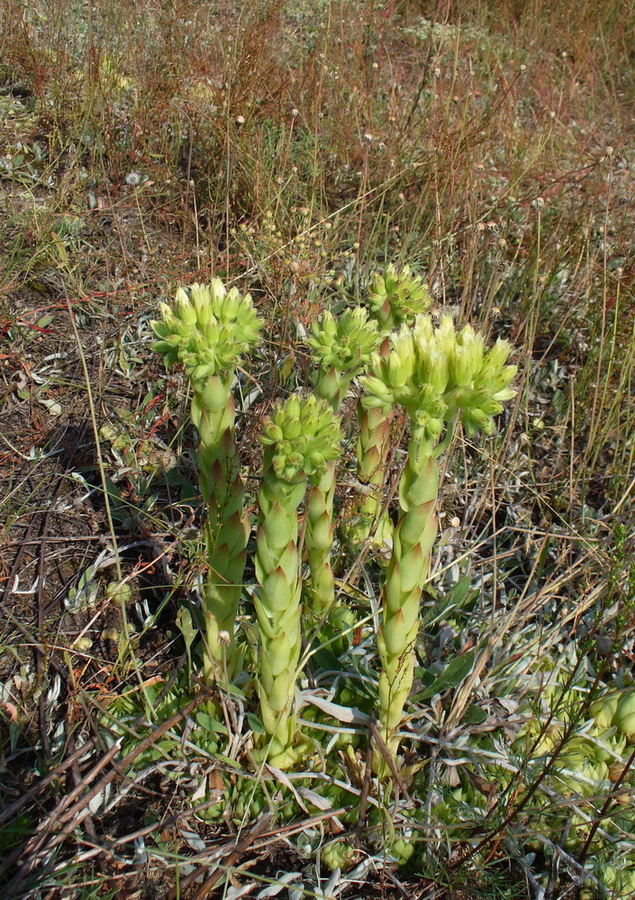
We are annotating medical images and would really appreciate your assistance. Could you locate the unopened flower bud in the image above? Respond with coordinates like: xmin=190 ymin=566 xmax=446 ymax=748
xmin=613 ymin=691 xmax=635 ymax=738
xmin=590 ymin=693 xmax=620 ymax=730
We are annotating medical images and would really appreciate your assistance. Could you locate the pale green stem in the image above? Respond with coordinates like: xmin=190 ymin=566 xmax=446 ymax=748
xmin=348 ymin=336 xmax=394 ymax=549
xmin=375 ymin=431 xmax=439 ymax=777
xmin=191 ymin=374 xmax=248 ymax=682
xmin=348 ymin=401 xmax=393 ymax=548
xmin=254 ymin=463 xmax=307 ymax=769
xmin=305 ymin=369 xmax=350 ymax=618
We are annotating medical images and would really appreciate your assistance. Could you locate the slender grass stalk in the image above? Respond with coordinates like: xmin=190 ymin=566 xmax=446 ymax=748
xmin=361 ymin=315 xmax=516 ymax=774
xmin=151 ymin=281 xmax=262 ymax=682
xmin=254 ymin=395 xmax=342 ymax=769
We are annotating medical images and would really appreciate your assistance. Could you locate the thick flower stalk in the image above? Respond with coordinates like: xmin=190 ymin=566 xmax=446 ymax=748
xmin=255 ymin=395 xmax=342 ymax=768
xmin=348 ymin=402 xmax=394 ymax=550
xmin=350 ymin=265 xmax=433 ymax=549
xmin=361 ymin=315 xmax=516 ymax=773
xmin=305 ymin=459 xmax=338 ymax=618
xmin=151 ymin=281 xmax=262 ymax=682
xmin=306 ymin=308 xmax=380 ymax=616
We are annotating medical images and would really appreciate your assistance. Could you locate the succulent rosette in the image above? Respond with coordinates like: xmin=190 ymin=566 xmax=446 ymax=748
xmin=590 ymin=691 xmax=621 ymax=730
xmin=612 ymin=689 xmax=635 ymax=738
xmin=553 ymin=736 xmax=611 ymax=799
xmin=599 ymin=862 xmax=635 ymax=899
xmin=322 ymin=840 xmax=356 ymax=873
xmin=586 ymin=726 xmax=627 ymax=764
xmin=152 ymin=280 xmax=262 ymax=682
xmin=255 ymin=394 xmax=342 ymax=768
xmin=360 ymin=314 xmax=516 ymax=773
xmin=589 ymin=686 xmax=635 ymax=739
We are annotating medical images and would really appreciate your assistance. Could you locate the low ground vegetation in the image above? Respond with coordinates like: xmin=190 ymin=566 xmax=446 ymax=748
xmin=1 ymin=1 xmax=634 ymax=898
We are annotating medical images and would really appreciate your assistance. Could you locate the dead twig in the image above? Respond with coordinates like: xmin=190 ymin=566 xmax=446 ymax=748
xmin=3 ymin=688 xmax=213 ymax=895
xmin=166 ymin=813 xmax=274 ymax=900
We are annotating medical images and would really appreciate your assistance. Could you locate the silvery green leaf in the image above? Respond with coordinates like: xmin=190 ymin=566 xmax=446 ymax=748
xmin=256 ymin=872 xmax=302 ymax=898
xmin=180 ymin=829 xmax=206 ymax=852
xmin=88 ymin=782 xmax=111 ymax=814
xmin=66 ymin=563 xmax=100 ymax=613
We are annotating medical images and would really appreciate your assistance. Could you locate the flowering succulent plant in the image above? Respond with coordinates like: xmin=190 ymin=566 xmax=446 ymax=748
xmin=349 ymin=265 xmax=433 ymax=550
xmin=143 ymin=275 xmax=635 ymax=897
xmin=307 ymin=307 xmax=381 ymax=616
xmin=361 ymin=314 xmax=516 ymax=772
xmin=152 ymin=280 xmax=262 ymax=681
xmin=255 ymin=394 xmax=342 ymax=768
xmin=151 ymin=277 xmax=519 ymax=796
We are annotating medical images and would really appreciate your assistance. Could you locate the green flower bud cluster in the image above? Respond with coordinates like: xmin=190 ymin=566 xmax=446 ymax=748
xmin=308 ymin=306 xmax=381 ymax=410
xmin=256 ymin=395 xmax=342 ymax=768
xmin=367 ymin=264 xmax=432 ymax=333
xmin=451 ymin=326 xmax=517 ymax=436
xmin=361 ymin=315 xmax=516 ymax=445
xmin=151 ymin=280 xmax=262 ymax=383
xmin=261 ymin=394 xmax=342 ymax=482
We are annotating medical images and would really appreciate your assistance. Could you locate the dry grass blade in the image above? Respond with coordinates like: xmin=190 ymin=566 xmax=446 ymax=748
xmin=166 ymin=813 xmax=274 ymax=900
xmin=3 ymin=690 xmax=213 ymax=894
